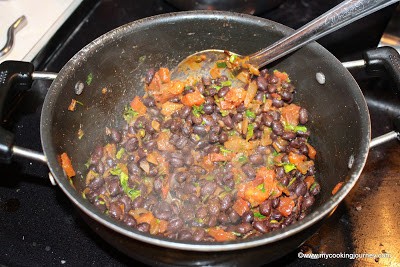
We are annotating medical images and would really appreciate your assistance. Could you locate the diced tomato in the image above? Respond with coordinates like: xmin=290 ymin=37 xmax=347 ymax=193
xmin=167 ymin=81 xmax=185 ymax=95
xmin=277 ymin=197 xmax=295 ymax=217
xmin=161 ymin=101 xmax=183 ymax=117
xmin=130 ymin=96 xmax=147 ymax=115
xmin=221 ymin=88 xmax=247 ymax=109
xmin=158 ymin=68 xmax=170 ymax=83
xmin=297 ymin=160 xmax=314 ymax=175
xmin=332 ymin=182 xmax=344 ymax=195
xmin=208 ymin=227 xmax=237 ymax=242
xmin=273 ymin=70 xmax=289 ymax=82
xmin=209 ymin=153 xmax=232 ymax=162
xmin=181 ymin=90 xmax=205 ymax=106
xmin=103 ymin=143 xmax=117 ymax=158
xmin=288 ymin=152 xmax=307 ymax=165
xmin=306 ymin=143 xmax=317 ymax=159
xmin=232 ymin=197 xmax=250 ymax=216
xmin=210 ymin=66 xmax=221 ymax=79
xmin=281 ymin=104 xmax=301 ymax=126
xmin=136 ymin=212 xmax=155 ymax=225
xmin=157 ymin=132 xmax=175 ymax=151
xmin=147 ymin=72 xmax=162 ymax=91
xmin=304 ymin=176 xmax=315 ymax=190
xmin=68 ymin=99 xmax=77 ymax=111
xmin=60 ymin=152 xmax=76 ymax=178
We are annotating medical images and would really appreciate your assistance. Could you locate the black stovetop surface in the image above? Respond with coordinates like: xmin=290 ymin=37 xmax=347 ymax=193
xmin=1 ymin=1 xmax=399 ymax=266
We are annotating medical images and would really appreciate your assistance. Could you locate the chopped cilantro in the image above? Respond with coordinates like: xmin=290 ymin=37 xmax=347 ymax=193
xmin=310 ymin=182 xmax=318 ymax=191
xmin=123 ymin=105 xmax=139 ymax=123
xmin=76 ymin=100 xmax=84 ymax=106
xmin=86 ymin=73 xmax=93 ymax=85
xmin=257 ymin=183 xmax=266 ymax=193
xmin=139 ymin=55 xmax=146 ymax=63
xmin=223 ymin=185 xmax=232 ymax=192
xmin=254 ymin=212 xmax=266 ymax=219
xmin=220 ymin=110 xmax=230 ymax=117
xmin=246 ymin=123 xmax=255 ymax=140
xmin=245 ymin=109 xmax=256 ymax=119
xmin=220 ymin=146 xmax=232 ymax=156
xmin=205 ymin=175 xmax=214 ymax=181
xmin=285 ymin=123 xmax=308 ymax=133
xmin=238 ymin=154 xmax=247 ymax=163
xmin=216 ymin=62 xmax=227 ymax=68
xmin=221 ymin=80 xmax=232 ymax=87
xmin=231 ymin=231 xmax=241 ymax=237
xmin=283 ymin=163 xmax=297 ymax=173
xmin=288 ymin=177 xmax=297 ymax=187
xmin=192 ymin=104 xmax=204 ymax=117
xmin=229 ymin=54 xmax=237 ymax=63
xmin=116 ymin=148 xmax=125 ymax=159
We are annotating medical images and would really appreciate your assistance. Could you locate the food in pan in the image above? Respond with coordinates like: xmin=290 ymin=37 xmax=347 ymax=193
xmin=78 ymin=57 xmax=320 ymax=242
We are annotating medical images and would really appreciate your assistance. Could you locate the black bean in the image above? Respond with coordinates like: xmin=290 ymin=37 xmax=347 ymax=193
xmin=236 ymin=103 xmax=246 ymax=113
xmin=253 ymin=221 xmax=269 ymax=233
xmin=168 ymin=217 xmax=184 ymax=232
xmin=259 ymin=200 xmax=272 ymax=216
xmin=280 ymin=176 xmax=290 ymax=186
xmin=180 ymin=106 xmax=192 ymax=118
xmin=89 ymin=177 xmax=104 ymax=190
xmin=208 ymin=200 xmax=221 ymax=215
xmin=282 ymin=131 xmax=296 ymax=141
xmin=218 ymin=213 xmax=230 ymax=225
xmin=125 ymin=137 xmax=139 ymax=152
xmin=137 ymin=223 xmax=150 ymax=233
xmin=275 ymin=166 xmax=285 ymax=179
xmin=208 ymin=87 xmax=218 ymax=96
xmin=132 ymin=196 xmax=144 ymax=209
xmin=242 ymin=164 xmax=256 ymax=179
xmin=228 ymin=209 xmax=240 ymax=224
xmin=272 ymin=198 xmax=280 ymax=209
xmin=222 ymin=115 xmax=234 ymax=128
xmin=192 ymin=228 xmax=206 ymax=242
xmin=219 ymin=132 xmax=229 ymax=143
xmin=191 ymin=114 xmax=203 ymax=125
xmin=218 ymin=86 xmax=230 ymax=97
xmin=296 ymin=181 xmax=308 ymax=196
xmin=299 ymin=144 xmax=309 ymax=155
xmin=267 ymin=74 xmax=279 ymax=84
xmin=267 ymin=84 xmax=277 ymax=93
xmin=175 ymin=137 xmax=188 ymax=150
xmin=170 ymin=157 xmax=184 ymax=168
xmin=193 ymin=125 xmax=207 ymax=136
xmin=272 ymin=121 xmax=284 ymax=136
xmin=271 ymin=209 xmax=283 ymax=221
xmin=208 ymin=215 xmax=218 ymax=227
xmin=107 ymin=178 xmax=122 ymax=197
xmin=297 ymin=130 xmax=310 ymax=138
xmin=220 ymin=194 xmax=233 ymax=211
xmin=272 ymin=98 xmax=284 ymax=108
xmin=142 ymin=96 xmax=155 ymax=107
xmin=299 ymin=108 xmax=309 ymax=124
xmin=237 ymin=223 xmax=253 ymax=234
xmin=310 ymin=183 xmax=320 ymax=195
xmin=181 ymin=122 xmax=193 ymax=136
xmin=208 ymin=132 xmax=220 ymax=143
xmin=249 ymin=153 xmax=264 ymax=165
xmin=281 ymin=91 xmax=293 ymax=102
xmin=162 ymin=119 xmax=172 ymax=129
xmin=201 ymin=181 xmax=217 ymax=196
xmin=302 ymin=195 xmax=315 ymax=210
xmin=268 ymin=110 xmax=281 ymax=121
xmin=202 ymin=77 xmax=211 ymax=86
xmin=170 ymin=119 xmax=182 ymax=133
xmin=196 ymin=83 xmax=205 ymax=94
xmin=242 ymin=211 xmax=254 ymax=223
xmin=153 ymin=202 xmax=172 ymax=220
xmin=256 ymin=76 xmax=268 ymax=91
xmin=145 ymin=68 xmax=155 ymax=84
xmin=123 ymin=215 xmax=136 ymax=227
xmin=203 ymin=103 xmax=214 ymax=115
xmin=109 ymin=202 xmax=123 ymax=220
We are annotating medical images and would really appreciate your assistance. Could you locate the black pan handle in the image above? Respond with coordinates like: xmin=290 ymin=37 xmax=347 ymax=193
xmin=0 ymin=60 xmax=34 ymax=163
xmin=363 ymin=46 xmax=400 ymax=94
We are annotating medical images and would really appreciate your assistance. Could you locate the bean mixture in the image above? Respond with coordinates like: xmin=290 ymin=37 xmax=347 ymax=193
xmin=82 ymin=58 xmax=320 ymax=242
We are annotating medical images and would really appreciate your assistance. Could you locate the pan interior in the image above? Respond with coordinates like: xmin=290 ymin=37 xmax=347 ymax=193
xmin=41 ymin=11 xmax=370 ymax=250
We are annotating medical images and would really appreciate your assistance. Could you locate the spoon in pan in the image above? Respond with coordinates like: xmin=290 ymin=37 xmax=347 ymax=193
xmin=171 ymin=0 xmax=399 ymax=86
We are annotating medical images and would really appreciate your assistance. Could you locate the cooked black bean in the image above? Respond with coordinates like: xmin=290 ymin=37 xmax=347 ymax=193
xmin=107 ymin=178 xmax=122 ymax=197
xmin=272 ymin=98 xmax=284 ymax=108
xmin=228 ymin=209 xmax=240 ymax=224
xmin=170 ymin=157 xmax=184 ymax=168
xmin=249 ymin=153 xmax=264 ymax=165
xmin=208 ymin=200 xmax=221 ymax=215
xmin=272 ymin=121 xmax=284 ymax=136
xmin=256 ymin=76 xmax=268 ymax=91
xmin=299 ymin=108 xmax=309 ymax=124
xmin=109 ymin=202 xmax=123 ymax=220
xmin=302 ymin=195 xmax=315 ymax=210
xmin=267 ymin=74 xmax=279 ymax=84
xmin=193 ymin=125 xmax=207 ymax=136
xmin=242 ymin=164 xmax=256 ymax=179
xmin=137 ymin=223 xmax=150 ymax=233
xmin=192 ymin=228 xmax=206 ymax=242
xmin=272 ymin=198 xmax=280 ymax=209
xmin=281 ymin=91 xmax=293 ymax=102
xmin=267 ymin=84 xmax=277 ymax=93
xmin=237 ymin=223 xmax=253 ymax=234
xmin=123 ymin=215 xmax=136 ymax=227
xmin=253 ymin=221 xmax=269 ymax=233
xmin=201 ymin=181 xmax=217 ymax=196
xmin=259 ymin=200 xmax=272 ymax=216
xmin=271 ymin=209 xmax=283 ymax=221
xmin=282 ymin=131 xmax=296 ymax=140
xmin=310 ymin=183 xmax=321 ymax=195
xmin=203 ymin=103 xmax=214 ymax=115
xmin=218 ymin=213 xmax=230 ymax=225
xmin=208 ymin=131 xmax=220 ymax=143
xmin=295 ymin=181 xmax=308 ymax=196
xmin=145 ymin=68 xmax=155 ymax=84
xmin=242 ymin=211 xmax=254 ymax=223
xmin=222 ymin=115 xmax=234 ymax=128
xmin=125 ymin=137 xmax=139 ymax=152
xmin=218 ymin=86 xmax=230 ymax=97
xmin=143 ymin=96 xmax=156 ymax=107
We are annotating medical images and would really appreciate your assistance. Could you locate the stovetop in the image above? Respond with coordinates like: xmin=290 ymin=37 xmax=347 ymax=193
xmin=1 ymin=1 xmax=399 ymax=266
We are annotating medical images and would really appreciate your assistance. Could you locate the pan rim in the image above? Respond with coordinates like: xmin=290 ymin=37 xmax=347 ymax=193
xmin=40 ymin=10 xmax=371 ymax=251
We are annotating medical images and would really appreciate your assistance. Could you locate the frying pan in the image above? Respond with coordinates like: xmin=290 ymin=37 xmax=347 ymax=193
xmin=0 ymin=11 xmax=399 ymax=266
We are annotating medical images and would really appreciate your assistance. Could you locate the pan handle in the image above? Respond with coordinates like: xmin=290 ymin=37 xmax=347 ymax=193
xmin=0 ymin=60 xmax=51 ymax=163
xmin=343 ymin=46 xmax=400 ymax=95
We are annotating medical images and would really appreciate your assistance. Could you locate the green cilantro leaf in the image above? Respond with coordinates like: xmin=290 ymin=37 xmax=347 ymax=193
xmin=254 ymin=212 xmax=266 ymax=219
xmin=216 ymin=62 xmax=227 ymax=68
xmin=123 ymin=105 xmax=139 ymax=123
xmin=192 ymin=104 xmax=204 ymax=117
xmin=246 ymin=123 xmax=255 ymax=141
xmin=245 ymin=109 xmax=256 ymax=119
xmin=257 ymin=183 xmax=266 ymax=193
xmin=283 ymin=163 xmax=297 ymax=173
xmin=86 ymin=73 xmax=93 ymax=85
